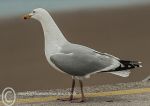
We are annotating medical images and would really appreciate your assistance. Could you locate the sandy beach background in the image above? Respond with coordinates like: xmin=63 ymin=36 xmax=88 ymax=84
xmin=0 ymin=5 xmax=150 ymax=92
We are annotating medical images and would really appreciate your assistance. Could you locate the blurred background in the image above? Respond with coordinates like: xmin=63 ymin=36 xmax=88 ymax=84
xmin=0 ymin=0 xmax=150 ymax=92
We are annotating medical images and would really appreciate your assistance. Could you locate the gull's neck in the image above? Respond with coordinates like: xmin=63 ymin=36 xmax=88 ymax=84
xmin=39 ymin=13 xmax=69 ymax=55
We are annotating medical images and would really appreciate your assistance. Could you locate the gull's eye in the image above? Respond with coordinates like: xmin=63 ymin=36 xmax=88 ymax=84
xmin=33 ymin=11 xmax=36 ymax=13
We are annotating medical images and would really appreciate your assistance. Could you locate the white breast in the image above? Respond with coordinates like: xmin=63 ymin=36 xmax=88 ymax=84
xmin=44 ymin=43 xmax=68 ymax=74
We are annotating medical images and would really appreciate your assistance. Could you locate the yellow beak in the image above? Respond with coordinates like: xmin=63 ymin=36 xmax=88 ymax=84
xmin=24 ymin=14 xmax=32 ymax=20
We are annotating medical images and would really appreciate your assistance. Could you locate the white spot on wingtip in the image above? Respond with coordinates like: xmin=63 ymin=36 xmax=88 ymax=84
xmin=139 ymin=65 xmax=143 ymax=67
xmin=138 ymin=61 xmax=142 ymax=64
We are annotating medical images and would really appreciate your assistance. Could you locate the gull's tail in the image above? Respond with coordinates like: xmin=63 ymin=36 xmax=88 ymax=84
xmin=108 ymin=60 xmax=142 ymax=77
xmin=115 ymin=60 xmax=142 ymax=71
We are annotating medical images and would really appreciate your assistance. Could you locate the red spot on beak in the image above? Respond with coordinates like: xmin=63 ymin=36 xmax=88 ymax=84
xmin=23 ymin=14 xmax=32 ymax=20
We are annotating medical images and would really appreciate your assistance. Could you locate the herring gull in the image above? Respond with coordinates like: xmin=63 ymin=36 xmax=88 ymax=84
xmin=24 ymin=8 xmax=142 ymax=102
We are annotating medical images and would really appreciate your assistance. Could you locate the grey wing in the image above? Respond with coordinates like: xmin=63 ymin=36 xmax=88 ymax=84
xmin=50 ymin=50 xmax=120 ymax=76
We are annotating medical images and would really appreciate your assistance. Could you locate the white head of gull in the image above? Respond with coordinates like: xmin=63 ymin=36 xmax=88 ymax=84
xmin=24 ymin=8 xmax=142 ymax=102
